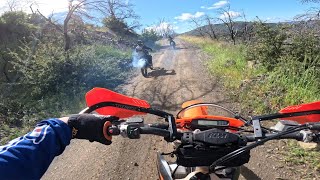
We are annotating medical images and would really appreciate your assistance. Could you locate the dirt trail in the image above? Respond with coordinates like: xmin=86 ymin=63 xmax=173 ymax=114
xmin=42 ymin=39 xmax=227 ymax=180
xmin=42 ymin=40 xmax=283 ymax=180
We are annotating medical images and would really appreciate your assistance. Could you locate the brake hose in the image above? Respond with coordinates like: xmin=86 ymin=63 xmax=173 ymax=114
xmin=210 ymin=124 xmax=308 ymax=171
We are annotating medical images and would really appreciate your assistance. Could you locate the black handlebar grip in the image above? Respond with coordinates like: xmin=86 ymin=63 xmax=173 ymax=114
xmin=308 ymin=123 xmax=320 ymax=130
xmin=140 ymin=127 xmax=170 ymax=137
xmin=244 ymin=132 xmax=304 ymax=142
xmin=149 ymin=123 xmax=169 ymax=129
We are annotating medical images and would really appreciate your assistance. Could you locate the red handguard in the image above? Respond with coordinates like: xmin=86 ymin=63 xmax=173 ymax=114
xmin=280 ymin=101 xmax=320 ymax=124
xmin=86 ymin=88 xmax=150 ymax=118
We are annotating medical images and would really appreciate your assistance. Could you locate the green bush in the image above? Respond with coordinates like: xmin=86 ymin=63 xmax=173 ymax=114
xmin=0 ymin=11 xmax=36 ymax=81
xmin=285 ymin=30 xmax=320 ymax=68
xmin=185 ymin=20 xmax=320 ymax=174
xmin=247 ymin=22 xmax=288 ymax=70
xmin=140 ymin=29 xmax=161 ymax=47
xmin=244 ymin=21 xmax=320 ymax=112
xmin=102 ymin=17 xmax=136 ymax=37
xmin=0 ymin=43 xmax=131 ymax=144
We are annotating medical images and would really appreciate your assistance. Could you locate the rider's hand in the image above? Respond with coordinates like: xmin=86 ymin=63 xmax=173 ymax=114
xmin=67 ymin=114 xmax=118 ymax=145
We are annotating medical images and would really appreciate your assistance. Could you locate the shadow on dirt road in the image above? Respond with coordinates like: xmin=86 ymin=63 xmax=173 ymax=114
xmin=42 ymin=39 xmax=235 ymax=180
xmin=147 ymin=67 xmax=176 ymax=78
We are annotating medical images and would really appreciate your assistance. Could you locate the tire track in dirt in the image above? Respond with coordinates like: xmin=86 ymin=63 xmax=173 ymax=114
xmin=42 ymin=39 xmax=232 ymax=180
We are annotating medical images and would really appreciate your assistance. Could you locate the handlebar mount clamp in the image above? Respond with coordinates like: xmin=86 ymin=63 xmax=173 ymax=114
xmin=127 ymin=124 xmax=141 ymax=139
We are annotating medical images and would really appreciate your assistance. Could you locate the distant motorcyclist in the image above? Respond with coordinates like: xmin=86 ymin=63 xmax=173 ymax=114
xmin=135 ymin=40 xmax=154 ymax=69
xmin=168 ymin=35 xmax=176 ymax=49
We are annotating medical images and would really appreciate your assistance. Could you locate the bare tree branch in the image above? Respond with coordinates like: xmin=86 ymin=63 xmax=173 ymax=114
xmin=217 ymin=5 xmax=240 ymax=45
xmin=36 ymin=9 xmax=63 ymax=33
xmin=241 ymin=10 xmax=253 ymax=42
xmin=189 ymin=17 xmax=206 ymax=38
xmin=6 ymin=0 xmax=18 ymax=11
xmin=102 ymin=0 xmax=140 ymax=30
xmin=204 ymin=15 xmax=218 ymax=40
xmin=35 ymin=0 xmax=106 ymax=51
xmin=301 ymin=0 xmax=320 ymax=3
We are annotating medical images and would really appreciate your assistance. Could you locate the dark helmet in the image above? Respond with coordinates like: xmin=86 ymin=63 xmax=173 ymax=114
xmin=137 ymin=40 xmax=143 ymax=45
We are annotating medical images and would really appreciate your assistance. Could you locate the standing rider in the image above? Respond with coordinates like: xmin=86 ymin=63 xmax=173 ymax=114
xmin=168 ymin=35 xmax=176 ymax=49
xmin=168 ymin=35 xmax=174 ymax=44
xmin=135 ymin=40 xmax=154 ymax=70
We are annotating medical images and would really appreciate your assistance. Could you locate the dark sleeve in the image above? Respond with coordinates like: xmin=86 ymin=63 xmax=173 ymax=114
xmin=0 ymin=118 xmax=72 ymax=180
xmin=143 ymin=45 xmax=152 ymax=51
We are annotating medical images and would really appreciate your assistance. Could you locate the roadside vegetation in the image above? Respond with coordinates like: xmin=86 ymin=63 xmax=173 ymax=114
xmin=0 ymin=0 xmax=166 ymax=144
xmin=0 ymin=11 xmax=133 ymax=144
xmin=183 ymin=22 xmax=320 ymax=115
xmin=181 ymin=1 xmax=320 ymax=173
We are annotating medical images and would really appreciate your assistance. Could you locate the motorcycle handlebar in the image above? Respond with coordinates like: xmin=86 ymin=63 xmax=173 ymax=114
xmin=245 ymin=132 xmax=304 ymax=142
xmin=139 ymin=127 xmax=171 ymax=137
xmin=107 ymin=123 xmax=182 ymax=140
xmin=137 ymin=126 xmax=310 ymax=143
xmin=308 ymin=123 xmax=320 ymax=130
xmin=107 ymin=122 xmax=319 ymax=144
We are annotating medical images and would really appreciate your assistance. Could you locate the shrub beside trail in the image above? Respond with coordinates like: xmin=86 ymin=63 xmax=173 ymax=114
xmin=182 ymin=26 xmax=320 ymax=171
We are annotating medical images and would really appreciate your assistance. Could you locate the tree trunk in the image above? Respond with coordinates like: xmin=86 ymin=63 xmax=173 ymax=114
xmin=3 ymin=60 xmax=11 ymax=82
xmin=64 ymin=18 xmax=71 ymax=51
xmin=231 ymin=33 xmax=236 ymax=45
xmin=208 ymin=23 xmax=217 ymax=40
xmin=64 ymin=32 xmax=71 ymax=51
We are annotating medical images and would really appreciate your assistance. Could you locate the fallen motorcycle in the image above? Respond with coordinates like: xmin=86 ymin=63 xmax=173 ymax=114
xmin=80 ymin=88 xmax=320 ymax=180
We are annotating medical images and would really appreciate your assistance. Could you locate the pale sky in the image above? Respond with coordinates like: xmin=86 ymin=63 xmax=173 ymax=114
xmin=0 ymin=0 xmax=69 ymax=16
xmin=0 ymin=0 xmax=318 ymax=33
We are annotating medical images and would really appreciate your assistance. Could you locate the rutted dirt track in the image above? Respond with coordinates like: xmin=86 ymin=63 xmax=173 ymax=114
xmin=42 ymin=40 xmax=293 ymax=180
xmin=42 ymin=40 xmax=228 ymax=180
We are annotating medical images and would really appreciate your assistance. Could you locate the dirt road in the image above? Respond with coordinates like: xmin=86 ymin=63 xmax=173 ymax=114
xmin=43 ymin=40 xmax=292 ymax=180
xmin=42 ymin=39 xmax=230 ymax=180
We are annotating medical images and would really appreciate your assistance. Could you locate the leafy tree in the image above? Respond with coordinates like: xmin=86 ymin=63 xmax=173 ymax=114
xmin=0 ymin=7 xmax=136 ymax=143
xmin=247 ymin=22 xmax=287 ymax=70
xmin=140 ymin=29 xmax=161 ymax=47
xmin=103 ymin=16 xmax=134 ymax=36
xmin=0 ymin=11 xmax=37 ymax=82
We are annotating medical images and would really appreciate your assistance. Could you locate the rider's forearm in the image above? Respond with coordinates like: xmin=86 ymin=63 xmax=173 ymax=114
xmin=0 ymin=118 xmax=71 ymax=179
